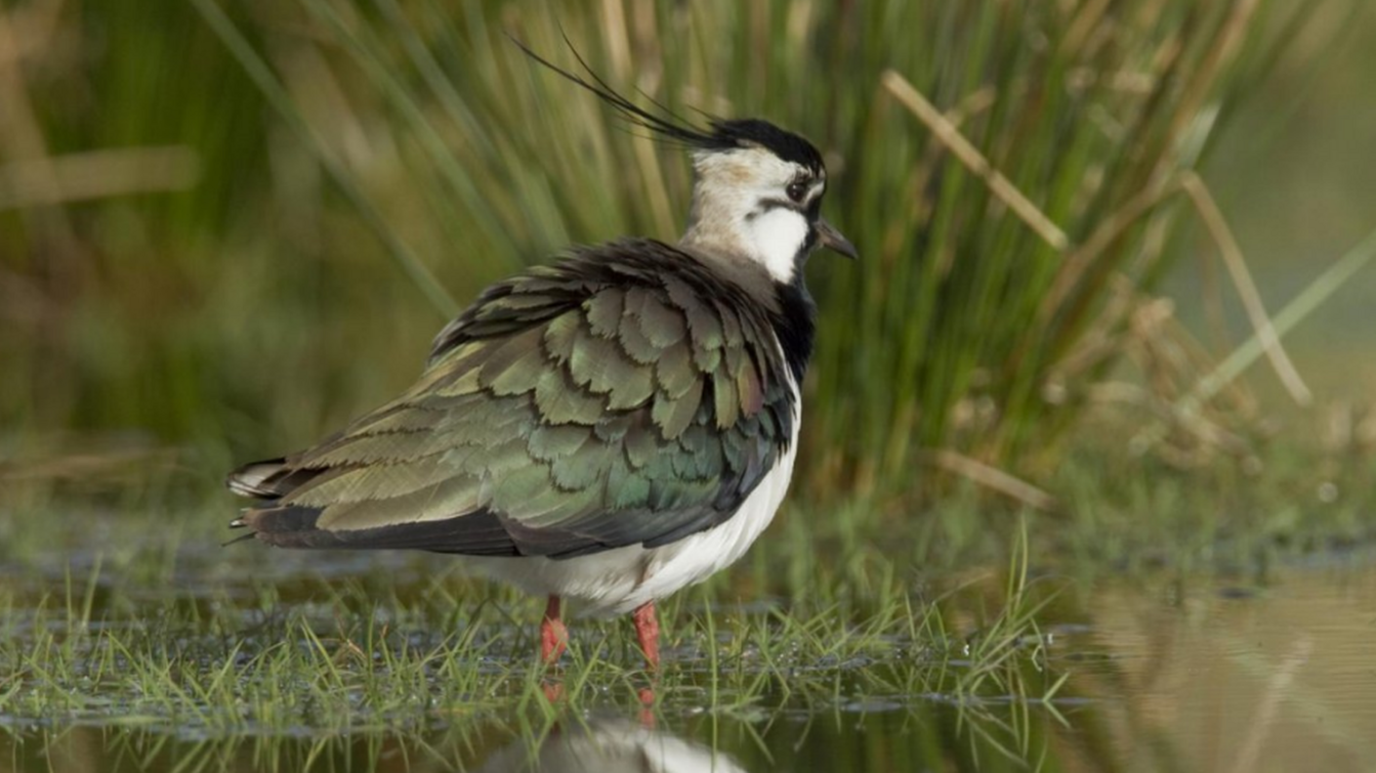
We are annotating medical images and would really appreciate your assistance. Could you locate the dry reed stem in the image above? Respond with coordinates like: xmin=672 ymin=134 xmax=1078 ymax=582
xmin=1180 ymin=172 xmax=1312 ymax=405
xmin=880 ymin=63 xmax=1296 ymax=463
xmin=1041 ymin=178 xmax=1173 ymax=324
xmin=1047 ymin=172 xmax=1308 ymax=413
xmin=0 ymin=147 xmax=200 ymax=209
xmin=1044 ymin=0 xmax=1260 ymax=325
xmin=880 ymin=70 xmax=1070 ymax=253
xmin=1159 ymin=0 xmax=1259 ymax=178
xmin=1228 ymin=635 xmax=1312 ymax=773
xmin=925 ymin=450 xmax=1058 ymax=512
xmin=0 ymin=7 xmax=82 ymax=261
xmin=0 ymin=0 xmax=62 ymax=69
xmin=603 ymin=0 xmax=677 ymax=237
xmin=1061 ymin=0 xmax=1113 ymax=59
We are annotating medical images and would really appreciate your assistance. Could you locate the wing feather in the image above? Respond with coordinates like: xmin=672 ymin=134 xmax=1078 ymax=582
xmin=227 ymin=239 xmax=797 ymax=559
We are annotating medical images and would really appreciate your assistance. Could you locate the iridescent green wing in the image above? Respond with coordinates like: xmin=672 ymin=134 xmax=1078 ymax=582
xmin=236 ymin=241 xmax=795 ymax=558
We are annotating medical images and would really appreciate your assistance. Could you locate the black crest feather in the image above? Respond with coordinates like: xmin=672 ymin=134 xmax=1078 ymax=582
xmin=510 ymin=36 xmax=824 ymax=174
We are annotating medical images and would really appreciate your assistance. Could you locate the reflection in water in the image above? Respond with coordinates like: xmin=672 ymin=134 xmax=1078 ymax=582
xmin=1068 ymin=562 xmax=1376 ymax=772
xmin=476 ymin=717 xmax=747 ymax=773
xmin=2 ymin=717 xmax=751 ymax=773
xmin=4 ymin=558 xmax=1376 ymax=771
xmin=3 ymin=704 xmax=1064 ymax=773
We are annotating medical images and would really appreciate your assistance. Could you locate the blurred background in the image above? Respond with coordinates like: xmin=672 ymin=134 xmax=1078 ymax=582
xmin=2 ymin=0 xmax=1374 ymax=505
xmin=4 ymin=3 xmax=1376 ymax=769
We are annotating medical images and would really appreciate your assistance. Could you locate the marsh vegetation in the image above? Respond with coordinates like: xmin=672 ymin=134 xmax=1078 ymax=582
xmin=3 ymin=0 xmax=1376 ymax=770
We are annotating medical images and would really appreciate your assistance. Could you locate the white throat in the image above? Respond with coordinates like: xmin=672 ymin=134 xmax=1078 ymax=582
xmin=678 ymin=148 xmax=816 ymax=285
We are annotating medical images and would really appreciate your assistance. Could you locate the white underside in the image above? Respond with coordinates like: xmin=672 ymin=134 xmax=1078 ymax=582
xmin=475 ymin=717 xmax=746 ymax=773
xmin=466 ymin=392 xmax=801 ymax=616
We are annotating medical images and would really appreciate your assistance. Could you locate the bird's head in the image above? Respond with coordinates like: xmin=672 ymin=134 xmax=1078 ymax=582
xmin=513 ymin=40 xmax=856 ymax=285
xmin=680 ymin=119 xmax=856 ymax=284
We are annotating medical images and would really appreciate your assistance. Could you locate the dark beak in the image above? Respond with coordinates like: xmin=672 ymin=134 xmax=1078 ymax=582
xmin=815 ymin=218 xmax=858 ymax=260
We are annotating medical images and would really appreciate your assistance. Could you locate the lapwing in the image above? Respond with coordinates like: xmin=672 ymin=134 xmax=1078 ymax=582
xmin=226 ymin=46 xmax=856 ymax=670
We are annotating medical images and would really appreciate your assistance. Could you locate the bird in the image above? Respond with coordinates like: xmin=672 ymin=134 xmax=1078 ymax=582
xmin=225 ymin=44 xmax=856 ymax=671
xmin=474 ymin=716 xmax=746 ymax=773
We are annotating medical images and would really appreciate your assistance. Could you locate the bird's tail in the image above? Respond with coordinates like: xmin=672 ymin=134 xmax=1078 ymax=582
xmin=226 ymin=458 xmax=291 ymax=498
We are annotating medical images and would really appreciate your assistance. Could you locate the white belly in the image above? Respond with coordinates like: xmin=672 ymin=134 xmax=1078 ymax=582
xmin=467 ymin=406 xmax=800 ymax=616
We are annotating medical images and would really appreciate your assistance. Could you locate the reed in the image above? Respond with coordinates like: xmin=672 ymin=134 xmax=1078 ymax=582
xmin=0 ymin=0 xmax=1339 ymax=500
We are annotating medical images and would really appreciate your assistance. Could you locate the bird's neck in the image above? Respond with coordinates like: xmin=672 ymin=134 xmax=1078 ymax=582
xmin=680 ymin=194 xmax=807 ymax=285
xmin=680 ymin=210 xmax=817 ymax=386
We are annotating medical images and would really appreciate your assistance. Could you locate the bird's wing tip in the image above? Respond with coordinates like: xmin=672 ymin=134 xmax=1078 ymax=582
xmin=221 ymin=532 xmax=258 ymax=548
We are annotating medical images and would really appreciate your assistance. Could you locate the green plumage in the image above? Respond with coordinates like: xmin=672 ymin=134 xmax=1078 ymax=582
xmin=234 ymin=239 xmax=798 ymax=559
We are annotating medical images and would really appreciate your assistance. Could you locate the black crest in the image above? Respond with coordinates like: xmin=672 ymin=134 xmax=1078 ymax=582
xmin=707 ymin=119 xmax=824 ymax=173
xmin=511 ymin=37 xmax=824 ymax=174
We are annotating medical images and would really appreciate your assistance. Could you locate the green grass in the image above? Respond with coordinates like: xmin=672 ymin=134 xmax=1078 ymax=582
xmin=0 ymin=487 xmax=1083 ymax=771
xmin=4 ymin=432 xmax=1373 ymax=725
xmin=0 ymin=501 xmax=1048 ymax=726
xmin=3 ymin=435 xmax=1374 ymax=770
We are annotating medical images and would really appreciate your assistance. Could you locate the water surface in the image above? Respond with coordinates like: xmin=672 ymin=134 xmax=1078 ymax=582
xmin=2 ymin=533 xmax=1374 ymax=772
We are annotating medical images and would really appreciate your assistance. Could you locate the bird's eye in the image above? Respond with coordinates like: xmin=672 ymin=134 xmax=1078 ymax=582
xmin=786 ymin=181 xmax=808 ymax=203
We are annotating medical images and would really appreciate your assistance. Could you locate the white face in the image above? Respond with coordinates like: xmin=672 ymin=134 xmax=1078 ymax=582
xmin=682 ymin=147 xmax=826 ymax=284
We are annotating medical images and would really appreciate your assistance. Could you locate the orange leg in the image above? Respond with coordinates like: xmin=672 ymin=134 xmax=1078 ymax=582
xmin=632 ymin=601 xmax=660 ymax=710
xmin=541 ymin=595 xmax=568 ymax=664
xmin=632 ymin=600 xmax=660 ymax=670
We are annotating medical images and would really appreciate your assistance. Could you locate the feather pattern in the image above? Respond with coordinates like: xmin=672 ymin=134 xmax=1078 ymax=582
xmin=228 ymin=239 xmax=804 ymax=562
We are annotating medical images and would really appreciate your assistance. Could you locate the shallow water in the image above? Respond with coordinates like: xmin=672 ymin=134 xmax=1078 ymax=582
xmin=2 ymin=538 xmax=1375 ymax=772
xmin=1064 ymin=562 xmax=1376 ymax=771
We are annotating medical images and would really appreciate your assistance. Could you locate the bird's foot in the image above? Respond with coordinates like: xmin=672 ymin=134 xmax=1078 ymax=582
xmin=541 ymin=595 xmax=568 ymax=664
xmin=637 ymin=687 xmax=657 ymax=728
xmin=542 ymin=680 xmax=565 ymax=703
